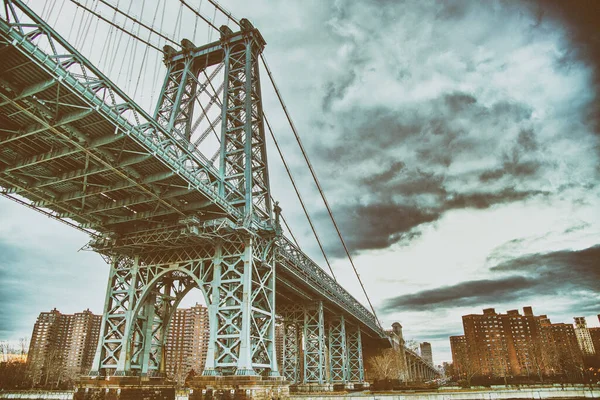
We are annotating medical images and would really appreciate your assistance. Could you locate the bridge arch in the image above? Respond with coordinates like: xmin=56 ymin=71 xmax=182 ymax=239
xmin=124 ymin=263 xmax=212 ymax=377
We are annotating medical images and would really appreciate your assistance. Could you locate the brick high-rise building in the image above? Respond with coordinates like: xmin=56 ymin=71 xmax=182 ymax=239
xmin=547 ymin=322 xmax=583 ymax=377
xmin=27 ymin=308 xmax=101 ymax=385
xmin=451 ymin=307 xmax=585 ymax=381
xmin=449 ymin=335 xmax=468 ymax=378
xmin=588 ymin=315 xmax=600 ymax=360
xmin=164 ymin=303 xmax=209 ymax=384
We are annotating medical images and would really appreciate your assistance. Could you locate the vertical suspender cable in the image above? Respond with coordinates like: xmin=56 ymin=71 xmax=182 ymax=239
xmin=263 ymin=114 xmax=337 ymax=281
xmin=260 ymin=54 xmax=383 ymax=330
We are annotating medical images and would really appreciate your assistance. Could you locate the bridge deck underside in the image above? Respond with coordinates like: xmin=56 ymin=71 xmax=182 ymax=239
xmin=0 ymin=44 xmax=226 ymax=235
xmin=0 ymin=10 xmax=384 ymax=340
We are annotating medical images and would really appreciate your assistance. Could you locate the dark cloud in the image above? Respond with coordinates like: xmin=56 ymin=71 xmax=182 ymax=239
xmin=322 ymin=184 xmax=548 ymax=256
xmin=324 ymin=203 xmax=440 ymax=255
xmin=491 ymin=244 xmax=600 ymax=290
xmin=311 ymin=86 xmax=551 ymax=255
xmin=380 ymin=245 xmax=600 ymax=313
xmin=534 ymin=0 xmax=600 ymax=134
xmin=368 ymin=161 xmax=406 ymax=186
xmin=322 ymin=70 xmax=357 ymax=112
xmin=443 ymin=188 xmax=548 ymax=210
xmin=381 ymin=276 xmax=537 ymax=312
xmin=321 ymin=185 xmax=548 ymax=256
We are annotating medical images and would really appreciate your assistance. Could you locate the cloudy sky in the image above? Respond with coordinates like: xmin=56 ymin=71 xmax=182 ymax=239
xmin=1 ymin=0 xmax=599 ymax=364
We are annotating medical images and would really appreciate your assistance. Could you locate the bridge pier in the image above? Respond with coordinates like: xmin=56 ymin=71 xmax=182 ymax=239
xmin=280 ymin=302 xmax=367 ymax=393
xmin=280 ymin=305 xmax=303 ymax=384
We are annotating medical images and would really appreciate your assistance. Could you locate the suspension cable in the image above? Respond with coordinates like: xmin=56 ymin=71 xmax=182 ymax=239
xmin=179 ymin=0 xmax=220 ymax=32
xmin=203 ymin=2 xmax=380 ymax=322
xmin=260 ymin=54 xmax=382 ymax=329
xmin=279 ymin=210 xmax=300 ymax=248
xmin=69 ymin=0 xmax=162 ymax=51
xmin=205 ymin=0 xmax=240 ymax=26
xmin=96 ymin=0 xmax=179 ymax=46
xmin=263 ymin=113 xmax=337 ymax=281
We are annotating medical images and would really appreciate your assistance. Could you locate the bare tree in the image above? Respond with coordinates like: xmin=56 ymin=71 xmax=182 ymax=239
xmin=19 ymin=337 xmax=28 ymax=359
xmin=368 ymin=349 xmax=401 ymax=380
xmin=405 ymin=340 xmax=420 ymax=354
xmin=0 ymin=341 xmax=8 ymax=362
xmin=453 ymin=348 xmax=479 ymax=387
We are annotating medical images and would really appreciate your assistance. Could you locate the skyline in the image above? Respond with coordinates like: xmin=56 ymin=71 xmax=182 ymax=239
xmin=0 ymin=0 xmax=599 ymax=365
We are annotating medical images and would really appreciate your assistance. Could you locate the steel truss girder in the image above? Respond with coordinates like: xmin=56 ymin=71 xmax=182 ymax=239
xmin=4 ymin=153 xmax=151 ymax=195
xmin=278 ymin=237 xmax=381 ymax=336
xmin=154 ymin=51 xmax=197 ymax=142
xmin=346 ymin=324 xmax=364 ymax=383
xmin=0 ymin=0 xmax=247 ymax=227
xmin=203 ymin=236 xmax=278 ymax=376
xmin=328 ymin=316 xmax=348 ymax=383
xmin=0 ymin=84 xmax=186 ymax=222
xmin=0 ymin=105 xmax=92 ymax=146
xmin=303 ymin=301 xmax=325 ymax=384
xmin=0 ymin=77 xmax=55 ymax=107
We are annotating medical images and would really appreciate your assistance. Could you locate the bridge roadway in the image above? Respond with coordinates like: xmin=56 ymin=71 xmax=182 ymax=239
xmin=0 ymin=1 xmax=381 ymax=337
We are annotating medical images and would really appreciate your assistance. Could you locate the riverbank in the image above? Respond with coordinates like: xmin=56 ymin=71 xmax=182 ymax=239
xmin=291 ymin=384 xmax=600 ymax=400
xmin=1 ymin=384 xmax=598 ymax=399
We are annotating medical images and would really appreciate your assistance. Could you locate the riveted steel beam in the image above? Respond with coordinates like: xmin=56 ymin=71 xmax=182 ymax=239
xmin=5 ymin=153 xmax=152 ymax=194
xmin=82 ymin=187 xmax=196 ymax=216
xmin=83 ymin=199 xmax=212 ymax=228
xmin=0 ymin=107 xmax=93 ymax=146
xmin=34 ymin=171 xmax=174 ymax=207
xmin=0 ymin=78 xmax=56 ymax=107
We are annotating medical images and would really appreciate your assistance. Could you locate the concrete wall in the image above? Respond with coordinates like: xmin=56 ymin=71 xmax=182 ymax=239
xmin=0 ymin=392 xmax=73 ymax=399
xmin=2 ymin=385 xmax=598 ymax=400
xmin=290 ymin=385 xmax=600 ymax=400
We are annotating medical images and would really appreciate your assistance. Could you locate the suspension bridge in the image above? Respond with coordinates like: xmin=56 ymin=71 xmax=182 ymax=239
xmin=0 ymin=0 xmax=437 ymax=397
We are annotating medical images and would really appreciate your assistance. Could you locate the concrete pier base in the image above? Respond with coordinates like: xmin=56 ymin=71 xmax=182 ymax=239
xmin=291 ymin=383 xmax=334 ymax=393
xmin=75 ymin=376 xmax=176 ymax=400
xmin=187 ymin=375 xmax=289 ymax=400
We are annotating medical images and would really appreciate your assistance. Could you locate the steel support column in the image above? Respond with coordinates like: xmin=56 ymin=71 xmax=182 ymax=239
xmin=303 ymin=301 xmax=325 ymax=384
xmin=89 ymin=255 xmax=139 ymax=376
xmin=279 ymin=305 xmax=303 ymax=384
xmin=327 ymin=316 xmax=348 ymax=384
xmin=347 ymin=324 xmax=364 ymax=383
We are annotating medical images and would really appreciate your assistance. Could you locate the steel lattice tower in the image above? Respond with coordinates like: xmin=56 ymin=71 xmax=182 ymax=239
xmin=89 ymin=20 xmax=279 ymax=379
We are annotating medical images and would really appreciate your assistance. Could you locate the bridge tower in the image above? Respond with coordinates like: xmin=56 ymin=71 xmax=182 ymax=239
xmin=84 ymin=19 xmax=285 ymax=398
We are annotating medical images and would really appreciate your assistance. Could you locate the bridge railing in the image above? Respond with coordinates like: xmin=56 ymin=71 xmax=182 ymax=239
xmin=278 ymin=236 xmax=383 ymax=336
xmin=0 ymin=0 xmax=252 ymax=227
